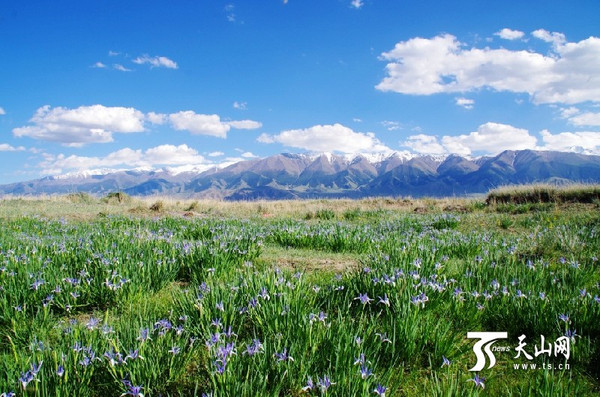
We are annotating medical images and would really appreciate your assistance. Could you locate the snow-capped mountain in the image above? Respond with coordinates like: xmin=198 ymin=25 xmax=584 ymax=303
xmin=1 ymin=150 xmax=599 ymax=198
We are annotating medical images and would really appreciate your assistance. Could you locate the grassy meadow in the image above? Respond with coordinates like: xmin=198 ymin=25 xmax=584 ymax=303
xmin=0 ymin=187 xmax=599 ymax=396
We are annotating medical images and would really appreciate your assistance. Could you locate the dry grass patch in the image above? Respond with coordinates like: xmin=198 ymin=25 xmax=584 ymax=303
xmin=260 ymin=245 xmax=361 ymax=273
xmin=487 ymin=183 xmax=600 ymax=205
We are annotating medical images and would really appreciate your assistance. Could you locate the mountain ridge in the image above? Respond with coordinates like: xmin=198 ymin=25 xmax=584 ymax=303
xmin=2 ymin=150 xmax=600 ymax=199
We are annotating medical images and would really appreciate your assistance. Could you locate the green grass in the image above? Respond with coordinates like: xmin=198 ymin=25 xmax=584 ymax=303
xmin=0 ymin=197 xmax=599 ymax=396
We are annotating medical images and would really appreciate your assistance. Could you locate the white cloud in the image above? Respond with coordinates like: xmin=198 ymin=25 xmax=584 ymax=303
xmin=168 ymin=111 xmax=261 ymax=138
xmin=569 ymin=112 xmax=600 ymax=127
xmin=226 ymin=120 xmax=263 ymax=129
xmin=13 ymin=105 xmax=146 ymax=146
xmin=0 ymin=143 xmax=26 ymax=152
xmin=39 ymin=144 xmax=210 ymax=174
xmin=259 ymin=123 xmax=392 ymax=154
xmin=532 ymin=29 xmax=566 ymax=46
xmin=350 ymin=0 xmax=364 ymax=9
xmin=376 ymin=33 xmax=600 ymax=104
xmin=169 ymin=112 xmax=229 ymax=138
xmin=0 ymin=107 xmax=5 ymax=115
xmin=92 ymin=62 xmax=107 ymax=68
xmin=442 ymin=122 xmax=537 ymax=155
xmin=14 ymin=106 xmax=261 ymax=145
xmin=113 ymin=64 xmax=132 ymax=72
xmin=146 ymin=112 xmax=167 ymax=125
xmin=381 ymin=120 xmax=400 ymax=131
xmin=257 ymin=133 xmax=274 ymax=144
xmin=133 ymin=55 xmax=178 ymax=69
xmin=108 ymin=50 xmax=120 ymax=56
xmin=403 ymin=134 xmax=446 ymax=155
xmin=455 ymin=97 xmax=475 ymax=109
xmin=144 ymin=144 xmax=207 ymax=165
xmin=208 ymin=151 xmax=224 ymax=157
xmin=402 ymin=122 xmax=537 ymax=156
xmin=540 ymin=130 xmax=600 ymax=154
xmin=494 ymin=28 xmax=525 ymax=40
xmin=233 ymin=101 xmax=247 ymax=110
xmin=560 ymin=106 xmax=580 ymax=118
xmin=241 ymin=151 xmax=258 ymax=158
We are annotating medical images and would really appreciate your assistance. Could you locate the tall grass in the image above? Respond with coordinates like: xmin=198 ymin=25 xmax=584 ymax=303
xmin=0 ymin=203 xmax=598 ymax=395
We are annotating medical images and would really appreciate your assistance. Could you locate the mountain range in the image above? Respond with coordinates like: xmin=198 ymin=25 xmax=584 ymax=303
xmin=2 ymin=150 xmax=600 ymax=199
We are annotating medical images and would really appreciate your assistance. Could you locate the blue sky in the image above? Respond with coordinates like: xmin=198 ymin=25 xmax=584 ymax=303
xmin=1 ymin=0 xmax=600 ymax=183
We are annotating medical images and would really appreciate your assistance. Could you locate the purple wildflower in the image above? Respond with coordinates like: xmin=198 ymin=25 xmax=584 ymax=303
xmin=19 ymin=371 xmax=34 ymax=390
xmin=125 ymin=349 xmax=144 ymax=361
xmin=378 ymin=294 xmax=390 ymax=307
xmin=274 ymin=347 xmax=294 ymax=362
xmin=244 ymin=339 xmax=263 ymax=356
xmin=354 ymin=353 xmax=366 ymax=365
xmin=376 ymin=332 xmax=392 ymax=344
xmin=467 ymin=374 xmax=485 ymax=389
xmin=317 ymin=376 xmax=335 ymax=393
xmin=137 ymin=327 xmax=151 ymax=342
xmin=441 ymin=356 xmax=451 ymax=367
xmin=355 ymin=293 xmax=373 ymax=305
xmin=373 ymin=384 xmax=387 ymax=396
xmin=360 ymin=365 xmax=373 ymax=379
xmin=301 ymin=376 xmax=314 ymax=392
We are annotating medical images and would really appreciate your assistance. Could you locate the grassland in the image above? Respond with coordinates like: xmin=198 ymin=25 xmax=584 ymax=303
xmin=0 ymin=188 xmax=599 ymax=396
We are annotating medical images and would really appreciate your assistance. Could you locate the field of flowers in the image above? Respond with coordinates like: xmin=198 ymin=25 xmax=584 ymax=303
xmin=0 ymin=203 xmax=599 ymax=396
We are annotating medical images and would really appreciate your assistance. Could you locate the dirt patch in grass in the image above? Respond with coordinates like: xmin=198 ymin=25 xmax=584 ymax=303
xmin=260 ymin=245 xmax=361 ymax=272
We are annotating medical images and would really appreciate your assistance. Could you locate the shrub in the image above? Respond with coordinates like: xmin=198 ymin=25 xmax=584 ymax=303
xmin=103 ymin=191 xmax=132 ymax=204
xmin=315 ymin=208 xmax=335 ymax=220
xmin=150 ymin=200 xmax=165 ymax=212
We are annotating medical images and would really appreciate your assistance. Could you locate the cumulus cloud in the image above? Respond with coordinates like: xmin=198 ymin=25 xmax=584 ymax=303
xmin=442 ymin=122 xmax=537 ymax=155
xmin=208 ymin=151 xmax=225 ymax=157
xmin=14 ymin=106 xmax=261 ymax=145
xmin=13 ymin=105 xmax=146 ymax=146
xmin=569 ymin=112 xmax=600 ymax=127
xmin=92 ymin=62 xmax=107 ymax=68
xmin=169 ymin=111 xmax=261 ymax=138
xmin=146 ymin=112 xmax=167 ymax=125
xmin=540 ymin=130 xmax=600 ymax=154
xmin=560 ymin=106 xmax=580 ymax=118
xmin=495 ymin=28 xmax=525 ymax=40
xmin=0 ymin=143 xmax=26 ymax=152
xmin=532 ymin=29 xmax=566 ymax=46
xmin=0 ymin=107 xmax=5 ymax=115
xmin=132 ymin=55 xmax=178 ymax=69
xmin=259 ymin=123 xmax=392 ymax=154
xmin=402 ymin=122 xmax=537 ymax=156
xmin=241 ymin=151 xmax=258 ymax=158
xmin=403 ymin=134 xmax=446 ymax=155
xmin=376 ymin=32 xmax=600 ymax=104
xmin=455 ymin=97 xmax=475 ymax=109
xmin=39 ymin=144 xmax=210 ymax=174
